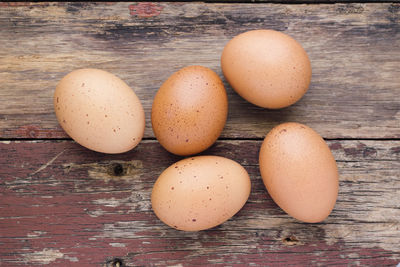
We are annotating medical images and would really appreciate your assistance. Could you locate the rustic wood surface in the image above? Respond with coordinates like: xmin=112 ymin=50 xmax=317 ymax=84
xmin=0 ymin=2 xmax=399 ymax=139
xmin=1 ymin=140 xmax=400 ymax=266
xmin=0 ymin=2 xmax=399 ymax=267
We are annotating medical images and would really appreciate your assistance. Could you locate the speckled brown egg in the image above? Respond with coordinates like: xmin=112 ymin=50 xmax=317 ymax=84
xmin=54 ymin=69 xmax=145 ymax=154
xmin=259 ymin=122 xmax=339 ymax=223
xmin=151 ymin=66 xmax=228 ymax=156
xmin=221 ymin=29 xmax=312 ymax=109
xmin=151 ymin=156 xmax=251 ymax=231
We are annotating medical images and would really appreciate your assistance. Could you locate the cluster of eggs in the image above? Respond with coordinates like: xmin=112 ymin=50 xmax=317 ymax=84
xmin=54 ymin=30 xmax=338 ymax=231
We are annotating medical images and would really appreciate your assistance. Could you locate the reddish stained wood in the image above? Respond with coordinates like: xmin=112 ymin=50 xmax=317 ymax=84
xmin=0 ymin=140 xmax=399 ymax=265
xmin=128 ymin=3 xmax=164 ymax=18
xmin=0 ymin=2 xmax=399 ymax=266
xmin=11 ymin=125 xmax=65 ymax=139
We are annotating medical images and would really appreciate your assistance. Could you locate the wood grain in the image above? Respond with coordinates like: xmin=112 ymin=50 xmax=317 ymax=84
xmin=1 ymin=140 xmax=399 ymax=266
xmin=1 ymin=2 xmax=399 ymax=266
xmin=0 ymin=2 xmax=399 ymax=139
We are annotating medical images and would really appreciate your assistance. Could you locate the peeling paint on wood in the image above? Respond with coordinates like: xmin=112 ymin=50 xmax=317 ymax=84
xmin=0 ymin=1 xmax=399 ymax=266
xmin=23 ymin=249 xmax=64 ymax=265
xmin=63 ymin=159 xmax=144 ymax=183
xmin=129 ymin=3 xmax=164 ymax=18
xmin=0 ymin=140 xmax=399 ymax=265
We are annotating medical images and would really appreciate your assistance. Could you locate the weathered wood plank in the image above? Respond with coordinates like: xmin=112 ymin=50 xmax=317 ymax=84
xmin=0 ymin=3 xmax=399 ymax=139
xmin=1 ymin=140 xmax=399 ymax=265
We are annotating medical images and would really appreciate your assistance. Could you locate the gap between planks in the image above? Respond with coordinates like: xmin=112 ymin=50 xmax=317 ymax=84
xmin=1 ymin=137 xmax=400 ymax=142
xmin=135 ymin=0 xmax=399 ymax=4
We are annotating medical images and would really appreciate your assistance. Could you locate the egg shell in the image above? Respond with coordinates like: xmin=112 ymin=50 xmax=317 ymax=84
xmin=151 ymin=156 xmax=251 ymax=231
xmin=259 ymin=122 xmax=339 ymax=223
xmin=54 ymin=69 xmax=145 ymax=154
xmin=221 ymin=29 xmax=312 ymax=109
xmin=151 ymin=66 xmax=228 ymax=156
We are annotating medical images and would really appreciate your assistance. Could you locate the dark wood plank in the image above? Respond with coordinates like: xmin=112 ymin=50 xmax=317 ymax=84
xmin=1 ymin=140 xmax=399 ymax=265
xmin=0 ymin=2 xmax=399 ymax=139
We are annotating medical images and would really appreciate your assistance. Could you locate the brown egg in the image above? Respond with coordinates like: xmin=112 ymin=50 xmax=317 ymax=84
xmin=151 ymin=66 xmax=228 ymax=156
xmin=259 ymin=122 xmax=338 ymax=223
xmin=54 ymin=69 xmax=145 ymax=154
xmin=221 ymin=29 xmax=312 ymax=109
xmin=151 ymin=156 xmax=251 ymax=231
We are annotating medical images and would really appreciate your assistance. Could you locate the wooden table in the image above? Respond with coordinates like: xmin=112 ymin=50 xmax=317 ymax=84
xmin=1 ymin=2 xmax=399 ymax=266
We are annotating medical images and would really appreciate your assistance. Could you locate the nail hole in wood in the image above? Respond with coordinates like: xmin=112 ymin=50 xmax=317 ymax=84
xmin=282 ymin=236 xmax=299 ymax=246
xmin=113 ymin=163 xmax=124 ymax=176
xmin=110 ymin=258 xmax=124 ymax=267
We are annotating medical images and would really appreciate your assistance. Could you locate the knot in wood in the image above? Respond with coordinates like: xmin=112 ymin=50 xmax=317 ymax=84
xmin=112 ymin=163 xmax=124 ymax=176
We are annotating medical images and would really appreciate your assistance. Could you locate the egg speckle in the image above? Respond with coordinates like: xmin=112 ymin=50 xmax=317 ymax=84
xmin=259 ymin=122 xmax=339 ymax=223
xmin=221 ymin=29 xmax=312 ymax=109
xmin=54 ymin=68 xmax=145 ymax=154
xmin=151 ymin=66 xmax=228 ymax=156
xmin=151 ymin=156 xmax=251 ymax=231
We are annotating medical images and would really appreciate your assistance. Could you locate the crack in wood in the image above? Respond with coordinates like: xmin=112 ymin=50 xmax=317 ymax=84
xmin=31 ymin=149 xmax=65 ymax=175
xmin=0 ymin=2 xmax=399 ymax=265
